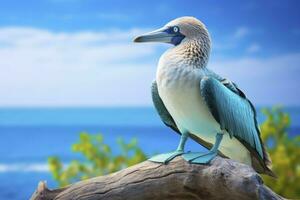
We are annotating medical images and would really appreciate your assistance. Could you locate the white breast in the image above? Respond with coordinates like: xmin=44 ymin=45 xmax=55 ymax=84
xmin=156 ymin=55 xmax=252 ymax=166
xmin=156 ymin=58 xmax=220 ymax=140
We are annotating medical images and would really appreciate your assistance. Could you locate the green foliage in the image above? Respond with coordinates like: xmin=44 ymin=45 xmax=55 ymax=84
xmin=48 ymin=132 xmax=147 ymax=186
xmin=260 ymin=107 xmax=300 ymax=199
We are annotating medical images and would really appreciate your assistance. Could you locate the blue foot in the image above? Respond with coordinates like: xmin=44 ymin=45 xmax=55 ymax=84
xmin=149 ymin=150 xmax=184 ymax=164
xmin=183 ymin=151 xmax=217 ymax=164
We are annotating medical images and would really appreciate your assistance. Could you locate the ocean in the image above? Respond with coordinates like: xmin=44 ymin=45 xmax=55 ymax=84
xmin=0 ymin=107 xmax=299 ymax=200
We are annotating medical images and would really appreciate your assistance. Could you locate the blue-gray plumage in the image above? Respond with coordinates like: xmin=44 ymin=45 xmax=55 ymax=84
xmin=134 ymin=16 xmax=275 ymax=177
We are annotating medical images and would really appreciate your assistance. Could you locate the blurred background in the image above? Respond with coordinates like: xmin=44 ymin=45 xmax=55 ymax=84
xmin=0 ymin=0 xmax=299 ymax=199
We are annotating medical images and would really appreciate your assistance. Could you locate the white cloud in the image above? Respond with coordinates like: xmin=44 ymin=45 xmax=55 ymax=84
xmin=212 ymin=27 xmax=252 ymax=51
xmin=246 ymin=43 xmax=261 ymax=53
xmin=234 ymin=27 xmax=249 ymax=39
xmin=0 ymin=27 xmax=159 ymax=107
xmin=0 ymin=26 xmax=298 ymax=107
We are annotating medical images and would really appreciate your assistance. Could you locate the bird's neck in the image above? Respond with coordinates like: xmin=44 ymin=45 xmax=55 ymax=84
xmin=163 ymin=38 xmax=211 ymax=69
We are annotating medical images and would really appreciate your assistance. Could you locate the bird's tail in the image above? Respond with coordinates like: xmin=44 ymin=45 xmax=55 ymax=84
xmin=262 ymin=144 xmax=277 ymax=178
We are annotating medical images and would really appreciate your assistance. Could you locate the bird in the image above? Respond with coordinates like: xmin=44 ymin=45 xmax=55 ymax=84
xmin=133 ymin=16 xmax=275 ymax=177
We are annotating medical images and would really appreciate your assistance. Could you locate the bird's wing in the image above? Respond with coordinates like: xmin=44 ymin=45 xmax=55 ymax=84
xmin=200 ymin=77 xmax=275 ymax=177
xmin=151 ymin=81 xmax=218 ymax=152
xmin=151 ymin=81 xmax=179 ymax=133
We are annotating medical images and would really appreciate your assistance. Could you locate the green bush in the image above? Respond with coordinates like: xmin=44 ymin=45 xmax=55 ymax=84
xmin=48 ymin=132 xmax=147 ymax=186
xmin=260 ymin=107 xmax=300 ymax=199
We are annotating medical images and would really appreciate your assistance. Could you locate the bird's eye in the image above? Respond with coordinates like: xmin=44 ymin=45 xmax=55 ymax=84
xmin=173 ymin=26 xmax=179 ymax=33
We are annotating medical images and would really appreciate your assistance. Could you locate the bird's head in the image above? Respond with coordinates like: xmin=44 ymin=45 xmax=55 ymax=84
xmin=133 ymin=16 xmax=210 ymax=47
xmin=134 ymin=17 xmax=211 ymax=67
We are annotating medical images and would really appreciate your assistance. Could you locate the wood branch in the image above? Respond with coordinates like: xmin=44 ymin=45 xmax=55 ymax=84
xmin=30 ymin=156 xmax=284 ymax=200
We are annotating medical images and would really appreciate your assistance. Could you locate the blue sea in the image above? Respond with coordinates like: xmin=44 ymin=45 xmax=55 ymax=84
xmin=0 ymin=107 xmax=299 ymax=200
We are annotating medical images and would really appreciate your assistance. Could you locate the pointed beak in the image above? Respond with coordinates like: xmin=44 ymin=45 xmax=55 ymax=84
xmin=133 ymin=27 xmax=175 ymax=43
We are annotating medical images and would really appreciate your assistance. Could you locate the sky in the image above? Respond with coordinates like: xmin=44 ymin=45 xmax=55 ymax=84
xmin=0 ymin=0 xmax=299 ymax=107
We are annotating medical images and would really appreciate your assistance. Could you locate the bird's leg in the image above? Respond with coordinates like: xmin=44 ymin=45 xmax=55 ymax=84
xmin=183 ymin=133 xmax=223 ymax=164
xmin=149 ymin=132 xmax=188 ymax=164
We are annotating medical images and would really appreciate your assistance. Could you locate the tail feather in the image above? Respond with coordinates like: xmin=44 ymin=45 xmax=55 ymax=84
xmin=262 ymin=144 xmax=277 ymax=178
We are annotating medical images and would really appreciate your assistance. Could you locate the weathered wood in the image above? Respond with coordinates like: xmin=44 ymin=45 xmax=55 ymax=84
xmin=30 ymin=156 xmax=284 ymax=200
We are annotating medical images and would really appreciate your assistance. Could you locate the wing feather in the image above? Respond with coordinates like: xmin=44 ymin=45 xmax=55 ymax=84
xmin=200 ymin=77 xmax=263 ymax=157
xmin=200 ymin=77 xmax=275 ymax=177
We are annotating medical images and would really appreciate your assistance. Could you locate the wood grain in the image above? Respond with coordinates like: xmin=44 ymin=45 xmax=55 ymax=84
xmin=30 ymin=156 xmax=284 ymax=200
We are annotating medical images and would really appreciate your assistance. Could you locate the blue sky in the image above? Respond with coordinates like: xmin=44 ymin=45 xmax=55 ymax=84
xmin=0 ymin=0 xmax=299 ymax=106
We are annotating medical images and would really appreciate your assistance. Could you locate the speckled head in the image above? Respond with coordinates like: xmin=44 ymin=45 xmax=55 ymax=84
xmin=134 ymin=16 xmax=211 ymax=67
xmin=134 ymin=16 xmax=210 ymax=45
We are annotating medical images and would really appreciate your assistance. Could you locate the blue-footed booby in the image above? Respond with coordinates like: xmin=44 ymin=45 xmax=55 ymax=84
xmin=134 ymin=16 xmax=275 ymax=177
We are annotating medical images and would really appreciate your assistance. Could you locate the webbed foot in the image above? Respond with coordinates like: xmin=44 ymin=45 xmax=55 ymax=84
xmin=149 ymin=150 xmax=184 ymax=164
xmin=183 ymin=151 xmax=217 ymax=164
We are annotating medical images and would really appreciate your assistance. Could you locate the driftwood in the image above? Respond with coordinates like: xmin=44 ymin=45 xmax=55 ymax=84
xmin=30 ymin=156 xmax=284 ymax=200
